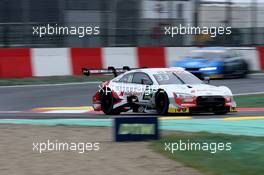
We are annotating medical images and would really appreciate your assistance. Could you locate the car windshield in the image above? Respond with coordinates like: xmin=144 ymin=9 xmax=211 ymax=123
xmin=175 ymin=71 xmax=203 ymax=84
xmin=154 ymin=71 xmax=202 ymax=85
xmin=189 ymin=51 xmax=224 ymax=60
xmin=153 ymin=73 xmax=183 ymax=85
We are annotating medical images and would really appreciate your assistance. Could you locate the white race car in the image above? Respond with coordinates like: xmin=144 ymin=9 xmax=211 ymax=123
xmin=83 ymin=67 xmax=237 ymax=115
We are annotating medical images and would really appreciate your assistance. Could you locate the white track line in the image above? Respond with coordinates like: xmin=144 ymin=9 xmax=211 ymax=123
xmin=0 ymin=111 xmax=21 ymax=113
xmin=0 ymin=81 xmax=101 ymax=88
xmin=250 ymin=73 xmax=264 ymax=76
xmin=0 ymin=74 xmax=263 ymax=90
xmin=234 ymin=92 xmax=264 ymax=96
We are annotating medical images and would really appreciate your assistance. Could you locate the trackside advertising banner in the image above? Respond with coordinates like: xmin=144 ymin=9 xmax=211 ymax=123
xmin=114 ymin=117 xmax=159 ymax=142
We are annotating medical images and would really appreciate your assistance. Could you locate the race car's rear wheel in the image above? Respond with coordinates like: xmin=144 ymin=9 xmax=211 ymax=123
xmin=100 ymin=91 xmax=120 ymax=115
xmin=155 ymin=91 xmax=169 ymax=115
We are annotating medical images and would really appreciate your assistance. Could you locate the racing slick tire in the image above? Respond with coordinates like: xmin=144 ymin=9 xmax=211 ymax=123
xmin=100 ymin=91 xmax=120 ymax=115
xmin=155 ymin=90 xmax=169 ymax=115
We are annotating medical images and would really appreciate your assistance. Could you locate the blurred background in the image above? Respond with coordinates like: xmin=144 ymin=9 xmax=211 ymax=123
xmin=0 ymin=0 xmax=263 ymax=48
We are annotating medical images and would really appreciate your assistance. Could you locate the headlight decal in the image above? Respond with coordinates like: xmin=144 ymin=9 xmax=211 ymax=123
xmin=173 ymin=93 xmax=196 ymax=106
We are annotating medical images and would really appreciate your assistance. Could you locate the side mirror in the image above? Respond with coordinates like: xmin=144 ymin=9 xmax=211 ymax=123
xmin=203 ymin=77 xmax=210 ymax=84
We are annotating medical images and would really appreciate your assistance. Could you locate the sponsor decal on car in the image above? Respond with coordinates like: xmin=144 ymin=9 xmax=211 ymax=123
xmin=230 ymin=107 xmax=237 ymax=112
xmin=168 ymin=107 xmax=189 ymax=113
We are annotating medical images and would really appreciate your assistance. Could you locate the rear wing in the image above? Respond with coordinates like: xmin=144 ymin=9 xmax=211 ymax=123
xmin=82 ymin=66 xmax=146 ymax=77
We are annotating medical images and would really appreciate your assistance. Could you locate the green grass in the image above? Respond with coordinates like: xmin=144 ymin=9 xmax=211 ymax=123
xmin=151 ymin=132 xmax=264 ymax=175
xmin=235 ymin=94 xmax=264 ymax=107
xmin=0 ymin=76 xmax=112 ymax=86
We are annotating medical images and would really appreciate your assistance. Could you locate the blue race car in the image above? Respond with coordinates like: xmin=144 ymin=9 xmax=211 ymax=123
xmin=173 ymin=47 xmax=249 ymax=79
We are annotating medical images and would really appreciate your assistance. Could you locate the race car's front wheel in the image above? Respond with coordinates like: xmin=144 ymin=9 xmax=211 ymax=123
xmin=100 ymin=91 xmax=120 ymax=115
xmin=155 ymin=91 xmax=169 ymax=115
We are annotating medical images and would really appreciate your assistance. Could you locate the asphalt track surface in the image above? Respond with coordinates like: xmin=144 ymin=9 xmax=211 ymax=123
xmin=0 ymin=74 xmax=264 ymax=119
